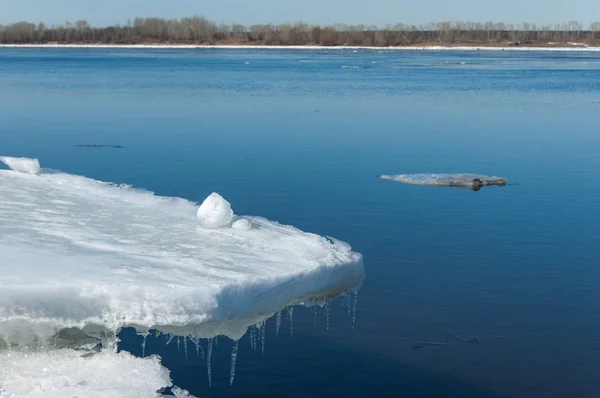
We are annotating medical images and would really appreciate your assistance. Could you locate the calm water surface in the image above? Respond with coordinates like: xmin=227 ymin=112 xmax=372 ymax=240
xmin=1 ymin=48 xmax=600 ymax=397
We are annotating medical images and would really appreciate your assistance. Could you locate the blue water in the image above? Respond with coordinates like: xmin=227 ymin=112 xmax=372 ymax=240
xmin=1 ymin=48 xmax=600 ymax=397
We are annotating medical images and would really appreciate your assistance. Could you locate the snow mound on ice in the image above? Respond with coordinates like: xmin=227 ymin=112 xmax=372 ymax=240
xmin=0 ymin=156 xmax=41 ymax=175
xmin=196 ymin=192 xmax=234 ymax=228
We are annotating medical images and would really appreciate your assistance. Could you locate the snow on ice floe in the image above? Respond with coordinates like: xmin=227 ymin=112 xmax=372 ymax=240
xmin=232 ymin=218 xmax=253 ymax=230
xmin=0 ymin=156 xmax=41 ymax=175
xmin=0 ymin=349 xmax=197 ymax=398
xmin=377 ymin=173 xmax=507 ymax=190
xmin=0 ymin=156 xmax=364 ymax=348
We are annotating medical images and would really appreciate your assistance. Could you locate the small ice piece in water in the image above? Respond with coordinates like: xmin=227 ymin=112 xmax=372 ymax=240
xmin=377 ymin=173 xmax=507 ymax=191
xmin=232 ymin=218 xmax=253 ymax=230
xmin=0 ymin=156 xmax=41 ymax=175
xmin=196 ymin=192 xmax=234 ymax=228
xmin=447 ymin=332 xmax=482 ymax=344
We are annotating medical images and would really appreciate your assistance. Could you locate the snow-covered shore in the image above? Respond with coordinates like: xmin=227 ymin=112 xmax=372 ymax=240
xmin=1 ymin=43 xmax=600 ymax=51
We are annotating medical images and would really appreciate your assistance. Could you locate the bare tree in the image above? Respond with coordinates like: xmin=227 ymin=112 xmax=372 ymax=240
xmin=0 ymin=17 xmax=597 ymax=46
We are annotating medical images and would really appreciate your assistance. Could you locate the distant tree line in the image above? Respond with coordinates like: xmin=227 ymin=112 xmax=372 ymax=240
xmin=1 ymin=17 xmax=600 ymax=46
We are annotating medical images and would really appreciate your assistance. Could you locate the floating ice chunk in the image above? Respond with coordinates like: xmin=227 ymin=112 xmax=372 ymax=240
xmin=172 ymin=386 xmax=197 ymax=397
xmin=0 ymin=156 xmax=41 ymax=175
xmin=377 ymin=173 xmax=507 ymax=191
xmin=0 ymin=349 xmax=191 ymax=398
xmin=196 ymin=192 xmax=234 ymax=228
xmin=232 ymin=218 xmax=253 ymax=230
xmin=0 ymin=157 xmax=364 ymax=347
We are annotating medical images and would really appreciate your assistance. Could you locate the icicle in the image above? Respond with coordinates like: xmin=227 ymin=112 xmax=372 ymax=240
xmin=192 ymin=337 xmax=205 ymax=360
xmin=166 ymin=334 xmax=175 ymax=346
xmin=346 ymin=293 xmax=352 ymax=318
xmin=215 ymin=336 xmax=219 ymax=347
xmin=253 ymin=325 xmax=258 ymax=350
xmin=288 ymin=307 xmax=295 ymax=337
xmin=230 ymin=340 xmax=239 ymax=386
xmin=260 ymin=321 xmax=266 ymax=355
xmin=312 ymin=306 xmax=318 ymax=327
xmin=207 ymin=338 xmax=213 ymax=388
xmin=326 ymin=299 xmax=331 ymax=331
xmin=177 ymin=336 xmax=181 ymax=351
xmin=184 ymin=337 xmax=188 ymax=360
xmin=352 ymin=292 xmax=358 ymax=329
xmin=192 ymin=339 xmax=204 ymax=360
xmin=250 ymin=325 xmax=256 ymax=350
xmin=141 ymin=333 xmax=148 ymax=357
xmin=275 ymin=311 xmax=282 ymax=337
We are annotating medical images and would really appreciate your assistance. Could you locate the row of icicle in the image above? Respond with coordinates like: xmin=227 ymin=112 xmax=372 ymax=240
xmin=139 ymin=291 xmax=358 ymax=387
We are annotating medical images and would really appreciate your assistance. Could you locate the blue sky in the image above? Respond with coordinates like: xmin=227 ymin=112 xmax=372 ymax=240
xmin=2 ymin=0 xmax=599 ymax=27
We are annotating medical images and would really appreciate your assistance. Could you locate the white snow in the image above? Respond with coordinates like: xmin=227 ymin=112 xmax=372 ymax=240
xmin=0 ymin=349 xmax=197 ymax=398
xmin=567 ymin=42 xmax=589 ymax=47
xmin=0 ymin=157 xmax=364 ymax=348
xmin=196 ymin=192 xmax=234 ymax=228
xmin=232 ymin=218 xmax=253 ymax=230
xmin=0 ymin=156 xmax=41 ymax=175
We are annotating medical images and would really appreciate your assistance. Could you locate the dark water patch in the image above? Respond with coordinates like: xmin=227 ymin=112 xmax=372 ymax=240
xmin=118 ymin=325 xmax=510 ymax=398
xmin=75 ymin=144 xmax=123 ymax=148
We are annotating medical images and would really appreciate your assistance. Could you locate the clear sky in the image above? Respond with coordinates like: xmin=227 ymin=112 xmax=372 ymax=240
xmin=1 ymin=0 xmax=599 ymax=27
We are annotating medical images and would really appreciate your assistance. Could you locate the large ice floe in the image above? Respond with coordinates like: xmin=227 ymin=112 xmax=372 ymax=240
xmin=377 ymin=173 xmax=507 ymax=191
xmin=0 ymin=156 xmax=364 ymax=397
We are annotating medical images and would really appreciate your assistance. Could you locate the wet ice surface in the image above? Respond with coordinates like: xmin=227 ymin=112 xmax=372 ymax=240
xmin=377 ymin=173 xmax=508 ymax=190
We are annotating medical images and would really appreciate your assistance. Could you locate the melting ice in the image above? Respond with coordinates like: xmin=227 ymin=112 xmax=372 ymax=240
xmin=0 ymin=349 xmax=196 ymax=398
xmin=377 ymin=173 xmax=507 ymax=190
xmin=0 ymin=156 xmax=364 ymax=396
